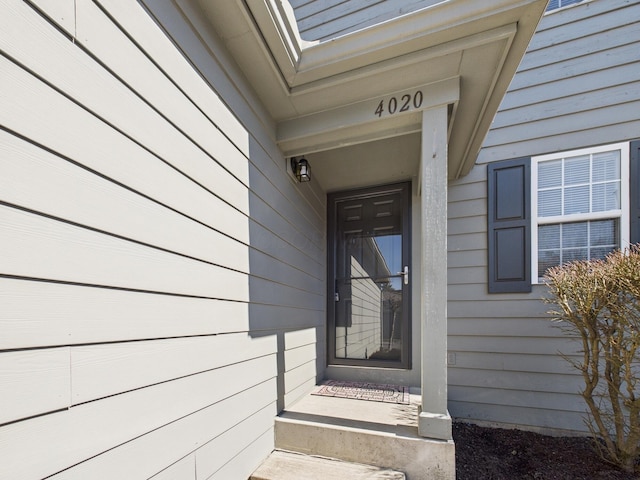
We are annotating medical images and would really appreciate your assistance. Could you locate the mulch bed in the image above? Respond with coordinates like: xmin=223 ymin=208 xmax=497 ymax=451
xmin=453 ymin=422 xmax=639 ymax=479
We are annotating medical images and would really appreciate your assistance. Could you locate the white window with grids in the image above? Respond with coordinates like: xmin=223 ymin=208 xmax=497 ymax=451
xmin=532 ymin=143 xmax=630 ymax=282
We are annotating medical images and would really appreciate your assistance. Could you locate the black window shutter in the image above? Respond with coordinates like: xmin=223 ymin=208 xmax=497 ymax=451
xmin=630 ymin=140 xmax=640 ymax=245
xmin=487 ymin=158 xmax=532 ymax=293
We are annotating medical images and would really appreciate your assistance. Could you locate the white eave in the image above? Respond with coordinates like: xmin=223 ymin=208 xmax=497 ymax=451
xmin=192 ymin=0 xmax=547 ymax=179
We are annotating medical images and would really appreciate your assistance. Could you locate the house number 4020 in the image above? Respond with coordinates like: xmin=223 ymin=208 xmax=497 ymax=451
xmin=374 ymin=90 xmax=424 ymax=118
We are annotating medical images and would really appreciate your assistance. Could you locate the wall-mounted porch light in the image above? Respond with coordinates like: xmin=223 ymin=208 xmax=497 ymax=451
xmin=291 ymin=157 xmax=311 ymax=182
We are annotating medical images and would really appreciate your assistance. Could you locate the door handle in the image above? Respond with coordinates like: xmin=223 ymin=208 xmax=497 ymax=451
xmin=398 ymin=265 xmax=409 ymax=285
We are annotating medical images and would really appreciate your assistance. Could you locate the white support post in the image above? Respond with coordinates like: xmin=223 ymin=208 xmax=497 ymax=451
xmin=418 ymin=106 xmax=452 ymax=441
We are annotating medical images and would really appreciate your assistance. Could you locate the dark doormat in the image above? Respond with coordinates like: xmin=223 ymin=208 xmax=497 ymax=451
xmin=311 ymin=380 xmax=410 ymax=405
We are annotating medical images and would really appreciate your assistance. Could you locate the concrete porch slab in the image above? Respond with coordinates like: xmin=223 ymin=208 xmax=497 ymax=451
xmin=275 ymin=391 xmax=455 ymax=479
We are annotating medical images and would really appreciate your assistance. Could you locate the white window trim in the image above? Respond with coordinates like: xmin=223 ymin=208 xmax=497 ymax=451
xmin=531 ymin=142 xmax=630 ymax=283
xmin=544 ymin=0 xmax=590 ymax=15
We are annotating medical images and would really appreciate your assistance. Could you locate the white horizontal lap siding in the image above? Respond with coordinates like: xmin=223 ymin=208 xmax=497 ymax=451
xmin=1 ymin=0 xmax=325 ymax=319
xmin=283 ymin=328 xmax=318 ymax=407
xmin=449 ymin=0 xmax=640 ymax=433
xmin=0 ymin=130 xmax=248 ymax=275
xmin=203 ymin=429 xmax=275 ymax=480
xmin=0 ymin=355 xmax=277 ymax=480
xmin=246 ymin=154 xmax=325 ymax=282
xmin=28 ymin=0 xmax=75 ymax=35
xmin=248 ymin=184 xmax=324 ymax=257
xmin=48 ymin=379 xmax=276 ymax=480
xmin=1 ymin=0 xmax=249 ymax=213
xmin=93 ymin=0 xmax=251 ymax=156
xmin=0 ymin=204 xmax=248 ymax=300
xmin=250 ymin=247 xmax=321 ymax=293
xmin=249 ymin=277 xmax=323 ymax=311
xmin=0 ymin=55 xmax=249 ymax=246
xmin=248 ymin=303 xmax=324 ymax=332
xmin=194 ymin=403 xmax=275 ymax=480
xmin=150 ymin=457 xmax=196 ymax=480
xmin=0 ymin=348 xmax=71 ymax=425
xmin=71 ymin=333 xmax=276 ymax=404
xmin=285 ymin=361 xmax=317 ymax=400
xmin=130 ymin=0 xmax=325 ymax=218
xmin=0 ymin=279 xmax=249 ymax=350
xmin=73 ymin=0 xmax=249 ymax=184
xmin=2 ymin=1 xmax=324 ymax=479
xmin=248 ymin=194 xmax=325 ymax=279
xmin=130 ymin=0 xmax=325 ymax=316
xmin=133 ymin=0 xmax=327 ymax=318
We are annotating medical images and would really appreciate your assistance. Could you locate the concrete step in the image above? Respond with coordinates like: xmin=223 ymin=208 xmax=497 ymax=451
xmin=250 ymin=450 xmax=406 ymax=480
xmin=274 ymin=393 xmax=455 ymax=479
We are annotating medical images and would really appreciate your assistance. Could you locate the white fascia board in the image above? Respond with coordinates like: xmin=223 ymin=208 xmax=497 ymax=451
xmin=277 ymin=77 xmax=460 ymax=156
xmin=292 ymin=0 xmax=535 ymax=83
xmin=199 ymin=0 xmax=546 ymax=175
xmin=290 ymin=24 xmax=516 ymax=98
xmin=454 ymin=24 xmax=517 ymax=179
xmin=280 ymin=118 xmax=423 ymax=158
xmin=244 ymin=0 xmax=311 ymax=85
xmin=250 ymin=0 xmax=536 ymax=87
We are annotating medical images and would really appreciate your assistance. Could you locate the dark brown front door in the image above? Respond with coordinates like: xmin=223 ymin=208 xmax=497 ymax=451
xmin=328 ymin=182 xmax=411 ymax=368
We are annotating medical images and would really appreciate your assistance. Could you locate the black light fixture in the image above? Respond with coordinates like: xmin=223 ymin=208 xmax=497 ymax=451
xmin=291 ymin=157 xmax=311 ymax=183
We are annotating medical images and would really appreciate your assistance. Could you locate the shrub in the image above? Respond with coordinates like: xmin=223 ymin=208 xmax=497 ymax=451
xmin=544 ymin=246 xmax=640 ymax=472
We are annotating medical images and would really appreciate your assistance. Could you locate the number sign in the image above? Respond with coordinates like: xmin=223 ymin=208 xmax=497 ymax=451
xmin=374 ymin=90 xmax=424 ymax=118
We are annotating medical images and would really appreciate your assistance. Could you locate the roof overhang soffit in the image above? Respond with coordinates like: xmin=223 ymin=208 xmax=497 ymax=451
xmin=192 ymin=0 xmax=547 ymax=179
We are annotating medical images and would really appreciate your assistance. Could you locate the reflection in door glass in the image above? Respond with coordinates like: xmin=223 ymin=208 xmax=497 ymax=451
xmin=335 ymin=231 xmax=403 ymax=362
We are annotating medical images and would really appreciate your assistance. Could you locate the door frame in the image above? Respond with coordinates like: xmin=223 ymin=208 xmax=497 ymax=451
xmin=326 ymin=181 xmax=412 ymax=369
